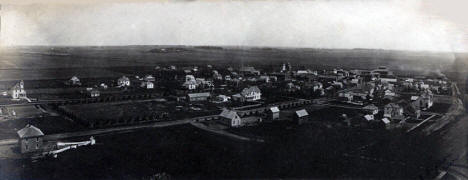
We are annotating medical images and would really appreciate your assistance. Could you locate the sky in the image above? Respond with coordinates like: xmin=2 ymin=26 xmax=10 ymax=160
xmin=1 ymin=0 xmax=467 ymax=52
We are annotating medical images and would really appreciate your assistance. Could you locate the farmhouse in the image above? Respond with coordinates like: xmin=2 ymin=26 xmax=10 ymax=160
xmin=233 ymin=86 xmax=261 ymax=102
xmin=183 ymin=75 xmax=198 ymax=90
xmin=17 ymin=124 xmax=44 ymax=154
xmin=118 ymin=76 xmax=131 ymax=87
xmin=141 ymin=81 xmax=154 ymax=89
xmin=88 ymin=89 xmax=100 ymax=98
xmin=68 ymin=76 xmax=82 ymax=86
xmin=383 ymin=103 xmax=404 ymax=120
xmin=11 ymin=80 xmax=27 ymax=100
xmin=219 ymin=109 xmax=242 ymax=128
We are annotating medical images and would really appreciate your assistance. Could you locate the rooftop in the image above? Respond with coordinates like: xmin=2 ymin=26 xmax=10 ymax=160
xmin=17 ymin=124 xmax=44 ymax=138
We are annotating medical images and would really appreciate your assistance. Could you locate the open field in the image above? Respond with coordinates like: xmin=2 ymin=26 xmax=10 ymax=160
xmin=0 ymin=46 xmax=460 ymax=82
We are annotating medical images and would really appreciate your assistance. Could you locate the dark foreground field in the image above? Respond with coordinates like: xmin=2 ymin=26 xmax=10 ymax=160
xmin=0 ymin=122 xmax=443 ymax=179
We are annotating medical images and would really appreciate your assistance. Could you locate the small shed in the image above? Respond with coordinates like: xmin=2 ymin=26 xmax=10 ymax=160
xmin=268 ymin=106 xmax=280 ymax=121
xmin=294 ymin=109 xmax=309 ymax=125
xmin=17 ymin=124 xmax=44 ymax=153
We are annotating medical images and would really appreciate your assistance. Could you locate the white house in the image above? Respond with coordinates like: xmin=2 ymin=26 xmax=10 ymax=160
xmin=118 ymin=76 xmax=131 ymax=87
xmin=141 ymin=81 xmax=154 ymax=89
xmin=363 ymin=104 xmax=379 ymax=115
xmin=144 ymin=75 xmax=156 ymax=82
xmin=183 ymin=75 xmax=198 ymax=90
xmin=216 ymin=95 xmax=231 ymax=102
xmin=88 ymin=89 xmax=100 ymax=98
xmin=68 ymin=76 xmax=82 ymax=86
xmin=11 ymin=80 xmax=27 ymax=100
xmin=236 ymin=86 xmax=261 ymax=102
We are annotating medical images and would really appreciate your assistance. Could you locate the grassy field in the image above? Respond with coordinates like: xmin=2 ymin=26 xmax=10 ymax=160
xmin=0 ymin=46 xmax=459 ymax=81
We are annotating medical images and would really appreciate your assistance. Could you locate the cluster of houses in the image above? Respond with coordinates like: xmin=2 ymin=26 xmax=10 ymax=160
xmin=218 ymin=107 xmax=311 ymax=128
xmin=2 ymin=63 xmax=447 ymax=133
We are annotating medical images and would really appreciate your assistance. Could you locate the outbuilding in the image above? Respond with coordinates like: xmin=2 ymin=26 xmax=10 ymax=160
xmin=268 ymin=106 xmax=280 ymax=121
xmin=294 ymin=109 xmax=309 ymax=125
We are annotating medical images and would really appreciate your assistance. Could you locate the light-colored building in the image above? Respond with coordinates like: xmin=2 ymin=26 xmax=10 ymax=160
xmin=183 ymin=75 xmax=198 ymax=90
xmin=219 ymin=109 xmax=242 ymax=127
xmin=11 ymin=80 xmax=27 ymax=100
xmin=187 ymin=92 xmax=210 ymax=102
xmin=216 ymin=95 xmax=230 ymax=102
xmin=384 ymin=103 xmax=404 ymax=120
xmin=144 ymin=75 xmax=156 ymax=82
xmin=141 ymin=81 xmax=154 ymax=89
xmin=269 ymin=106 xmax=280 ymax=121
xmin=233 ymin=86 xmax=261 ymax=102
xmin=118 ymin=76 xmax=131 ymax=87
xmin=363 ymin=104 xmax=379 ymax=115
xmin=294 ymin=109 xmax=309 ymax=125
xmin=89 ymin=89 xmax=100 ymax=97
xmin=68 ymin=76 xmax=81 ymax=86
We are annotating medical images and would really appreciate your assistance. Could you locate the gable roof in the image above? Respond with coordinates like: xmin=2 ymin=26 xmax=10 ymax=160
xmin=381 ymin=118 xmax=391 ymax=124
xmin=187 ymin=92 xmax=210 ymax=98
xmin=219 ymin=109 xmax=239 ymax=120
xmin=270 ymin=106 xmax=280 ymax=113
xmin=295 ymin=109 xmax=309 ymax=117
xmin=17 ymin=124 xmax=44 ymax=138
xmin=363 ymin=104 xmax=378 ymax=110
xmin=241 ymin=86 xmax=261 ymax=96
xmin=364 ymin=114 xmax=374 ymax=121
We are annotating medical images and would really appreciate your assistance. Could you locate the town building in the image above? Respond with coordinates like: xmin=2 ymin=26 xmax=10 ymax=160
xmin=17 ymin=124 xmax=44 ymax=154
xmin=88 ymin=89 xmax=100 ymax=98
xmin=383 ymin=103 xmax=404 ymax=120
xmin=68 ymin=76 xmax=82 ymax=86
xmin=117 ymin=76 xmax=131 ymax=87
xmin=11 ymin=80 xmax=27 ymax=100
xmin=233 ymin=86 xmax=261 ymax=102
xmin=240 ymin=116 xmax=263 ymax=126
xmin=141 ymin=81 xmax=154 ymax=89
xmin=410 ymin=90 xmax=434 ymax=110
xmin=294 ymin=109 xmax=309 ymax=125
xmin=187 ymin=92 xmax=210 ymax=102
xmin=219 ymin=109 xmax=242 ymax=127
xmin=144 ymin=75 xmax=156 ymax=82
xmin=259 ymin=76 xmax=270 ymax=83
xmin=216 ymin=95 xmax=231 ymax=102
xmin=240 ymin=66 xmax=260 ymax=75
xmin=183 ymin=75 xmax=198 ymax=90
xmin=363 ymin=104 xmax=379 ymax=115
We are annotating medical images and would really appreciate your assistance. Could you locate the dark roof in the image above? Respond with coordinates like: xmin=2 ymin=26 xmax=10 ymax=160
xmin=17 ymin=124 xmax=44 ymax=138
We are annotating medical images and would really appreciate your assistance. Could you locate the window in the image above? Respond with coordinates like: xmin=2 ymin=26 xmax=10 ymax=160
xmin=36 ymin=143 xmax=39 ymax=149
